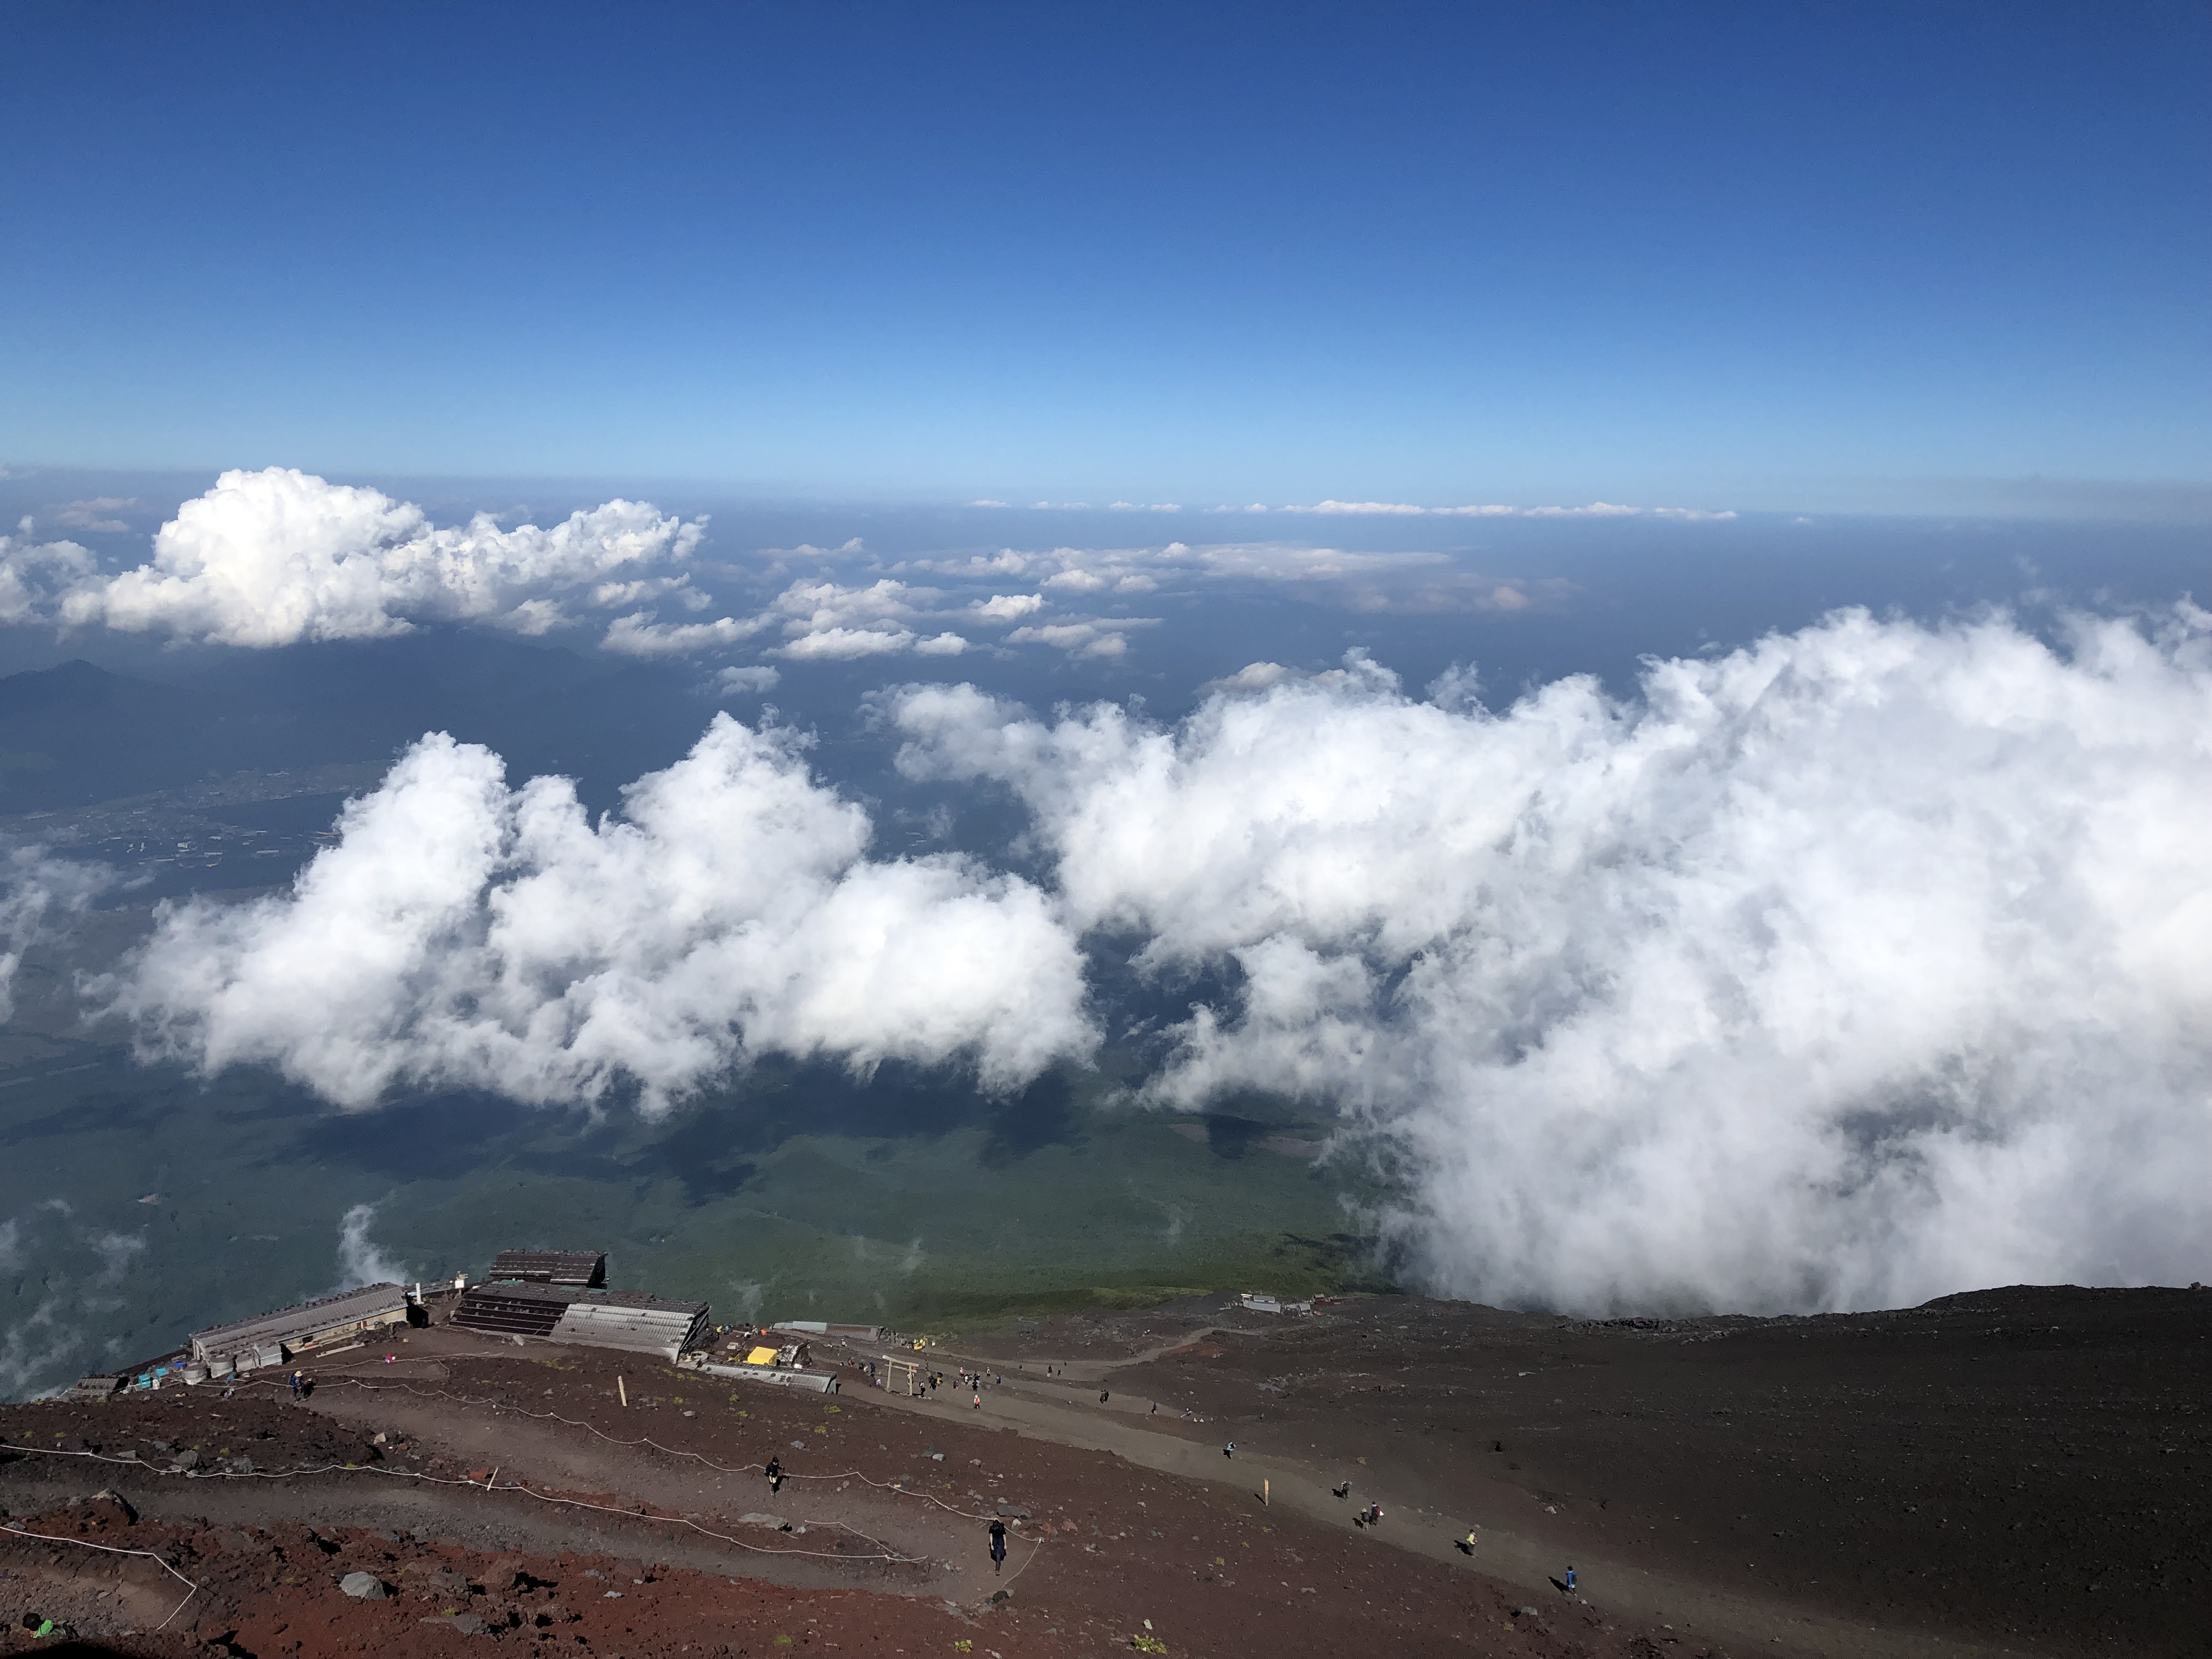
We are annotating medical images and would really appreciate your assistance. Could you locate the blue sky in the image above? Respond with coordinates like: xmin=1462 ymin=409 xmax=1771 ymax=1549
xmin=5 ymin=2 xmax=2207 ymax=514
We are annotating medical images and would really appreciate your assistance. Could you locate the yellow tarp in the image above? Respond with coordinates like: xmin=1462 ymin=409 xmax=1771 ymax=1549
xmin=745 ymin=1346 xmax=780 ymax=1366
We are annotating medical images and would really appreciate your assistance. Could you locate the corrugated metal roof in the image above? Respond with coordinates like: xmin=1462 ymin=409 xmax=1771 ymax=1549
xmin=449 ymin=1279 xmax=708 ymax=1356
xmin=550 ymin=1302 xmax=702 ymax=1360
xmin=454 ymin=1280 xmax=706 ymax=1314
xmin=189 ymin=1284 xmax=408 ymax=1353
xmin=447 ymin=1288 xmax=568 ymax=1339
xmin=488 ymin=1250 xmax=606 ymax=1286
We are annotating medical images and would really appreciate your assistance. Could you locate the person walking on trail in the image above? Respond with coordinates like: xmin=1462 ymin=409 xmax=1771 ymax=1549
xmin=1565 ymin=1565 xmax=1577 ymax=1594
xmin=988 ymin=1518 xmax=1008 ymax=1573
xmin=1223 ymin=1441 xmax=1235 ymax=1458
xmin=973 ymin=1391 xmax=982 ymax=1410
xmin=1333 ymin=1481 xmax=1352 ymax=1499
xmin=1366 ymin=1502 xmax=1383 ymax=1526
xmin=1099 ymin=1390 xmax=1109 ymax=1404
xmin=288 ymin=1370 xmax=302 ymax=1400
xmin=765 ymin=1455 xmax=783 ymax=1494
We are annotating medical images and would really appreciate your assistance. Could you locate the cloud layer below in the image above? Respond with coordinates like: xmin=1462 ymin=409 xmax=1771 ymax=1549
xmin=106 ymin=715 xmax=1094 ymax=1110
xmin=6 ymin=467 xmax=714 ymax=647
xmin=893 ymin=607 xmax=2212 ymax=1314
xmin=72 ymin=599 xmax=2212 ymax=1316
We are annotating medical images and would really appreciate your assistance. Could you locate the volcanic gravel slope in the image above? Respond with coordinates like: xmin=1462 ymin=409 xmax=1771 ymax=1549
xmin=952 ymin=1285 xmax=2212 ymax=1659
xmin=2 ymin=1333 xmax=1647 ymax=1659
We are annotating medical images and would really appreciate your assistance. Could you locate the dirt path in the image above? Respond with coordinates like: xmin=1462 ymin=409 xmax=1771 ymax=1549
xmin=292 ymin=1383 xmax=972 ymax=1596
xmin=3 ymin=1460 xmax=898 ymax=1588
xmin=892 ymin=1338 xmax=2034 ymax=1659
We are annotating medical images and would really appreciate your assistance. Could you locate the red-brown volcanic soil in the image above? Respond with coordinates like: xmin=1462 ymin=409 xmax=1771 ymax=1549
xmin=3 ymin=1283 xmax=2205 ymax=1659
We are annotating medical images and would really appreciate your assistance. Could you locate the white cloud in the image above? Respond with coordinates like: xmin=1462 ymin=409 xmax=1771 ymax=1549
xmin=0 ymin=525 xmax=97 ymax=626
xmin=54 ymin=467 xmax=708 ymax=647
xmin=54 ymin=497 xmax=138 ymax=533
xmin=0 ymin=848 xmax=110 ymax=1022
xmin=745 ymin=578 xmax=973 ymax=662
xmin=971 ymin=593 xmax=1046 ymax=623
xmin=1042 ymin=568 xmax=1109 ymax=594
xmin=758 ymin=538 xmax=865 ymax=560
xmin=1006 ymin=620 xmax=1151 ymax=659
xmin=1202 ymin=662 xmax=1295 ymax=695
xmin=893 ymin=607 xmax=2212 ymax=1316
xmin=763 ymin=577 xmax=928 ymax=631
xmin=1309 ymin=499 xmax=1448 ymax=516
xmin=777 ymin=626 xmax=920 ymax=660
xmin=600 ymin=612 xmax=764 ymax=657
xmin=104 ymin=715 xmax=1093 ymax=1111
xmin=0 ymin=1207 xmax=146 ymax=1398
xmin=335 ymin=1204 xmax=405 ymax=1289
xmin=717 ymin=665 xmax=782 ymax=694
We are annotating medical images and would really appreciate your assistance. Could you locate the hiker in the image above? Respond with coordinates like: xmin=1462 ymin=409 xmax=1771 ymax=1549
xmin=973 ymin=1391 xmax=981 ymax=1410
xmin=1223 ymin=1441 xmax=1235 ymax=1459
xmin=1333 ymin=1481 xmax=1351 ymax=1499
xmin=765 ymin=1455 xmax=783 ymax=1494
xmin=988 ymin=1517 xmax=1008 ymax=1573
xmin=1459 ymin=1528 xmax=1479 ymax=1554
xmin=1565 ymin=1565 xmax=1577 ymax=1594
xmin=1149 ymin=1402 xmax=1157 ymax=1415
xmin=1099 ymin=1390 xmax=1109 ymax=1404
xmin=1366 ymin=1502 xmax=1383 ymax=1526
xmin=288 ymin=1370 xmax=302 ymax=1400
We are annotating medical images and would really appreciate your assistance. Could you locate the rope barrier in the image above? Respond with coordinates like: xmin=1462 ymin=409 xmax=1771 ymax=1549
xmin=0 ymin=1442 xmax=910 ymax=1564
xmin=0 ymin=1520 xmax=199 ymax=1631
xmin=226 ymin=1373 xmax=1048 ymax=1533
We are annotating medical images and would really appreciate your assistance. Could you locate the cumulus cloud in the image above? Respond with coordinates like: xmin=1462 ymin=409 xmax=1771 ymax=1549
xmin=50 ymin=467 xmax=708 ymax=647
xmin=1006 ymin=619 xmax=1155 ymax=658
xmin=0 ymin=523 xmax=97 ymax=625
xmin=103 ymin=714 xmax=1094 ymax=1112
xmin=893 ymin=607 xmax=2212 ymax=1315
xmin=54 ymin=497 xmax=138 ymax=533
xmin=1201 ymin=662 xmax=1296 ymax=695
xmin=778 ymin=626 xmax=923 ymax=661
xmin=743 ymin=578 xmax=973 ymax=662
xmin=970 ymin=593 xmax=1046 ymax=623
xmin=601 ymin=612 xmax=764 ymax=657
xmin=0 ymin=848 xmax=110 ymax=1021
xmin=717 ymin=665 xmax=782 ymax=694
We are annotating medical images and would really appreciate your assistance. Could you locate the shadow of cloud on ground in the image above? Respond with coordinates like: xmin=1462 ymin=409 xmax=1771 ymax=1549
xmin=279 ymin=1056 xmax=1092 ymax=1201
